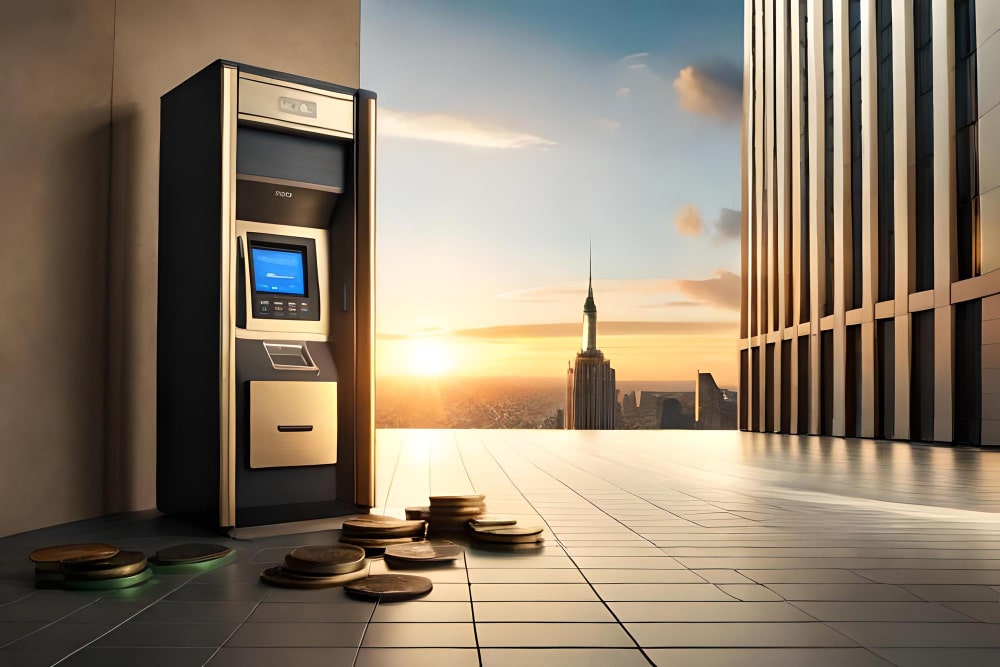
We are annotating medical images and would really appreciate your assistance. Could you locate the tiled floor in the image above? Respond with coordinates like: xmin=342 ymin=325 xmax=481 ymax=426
xmin=1 ymin=429 xmax=1000 ymax=666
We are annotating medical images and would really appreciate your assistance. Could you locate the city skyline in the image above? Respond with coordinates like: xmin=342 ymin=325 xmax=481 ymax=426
xmin=362 ymin=0 xmax=744 ymax=385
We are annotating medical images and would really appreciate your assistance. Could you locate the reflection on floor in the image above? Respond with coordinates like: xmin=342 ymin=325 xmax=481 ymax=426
xmin=1 ymin=429 xmax=1000 ymax=666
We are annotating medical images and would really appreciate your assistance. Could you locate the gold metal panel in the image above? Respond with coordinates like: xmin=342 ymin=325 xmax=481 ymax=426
xmin=845 ymin=308 xmax=865 ymax=326
xmin=220 ymin=65 xmax=238 ymax=527
xmin=239 ymin=72 xmax=354 ymax=102
xmin=238 ymin=77 xmax=354 ymax=136
xmin=908 ymin=289 xmax=935 ymax=312
xmin=874 ymin=300 xmax=896 ymax=320
xmin=250 ymin=381 xmax=337 ymax=468
xmin=355 ymin=95 xmax=377 ymax=506
xmin=951 ymin=270 xmax=1000 ymax=304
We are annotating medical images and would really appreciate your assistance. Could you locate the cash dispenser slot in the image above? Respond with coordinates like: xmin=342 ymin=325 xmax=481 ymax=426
xmin=249 ymin=380 xmax=337 ymax=469
xmin=263 ymin=341 xmax=317 ymax=371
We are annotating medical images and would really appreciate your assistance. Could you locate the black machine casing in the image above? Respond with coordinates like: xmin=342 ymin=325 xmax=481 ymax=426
xmin=157 ymin=61 xmax=376 ymax=530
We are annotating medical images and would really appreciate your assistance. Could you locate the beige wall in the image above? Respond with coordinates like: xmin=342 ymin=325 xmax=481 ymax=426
xmin=106 ymin=0 xmax=360 ymax=513
xmin=0 ymin=1 xmax=115 ymax=537
xmin=0 ymin=0 xmax=359 ymax=536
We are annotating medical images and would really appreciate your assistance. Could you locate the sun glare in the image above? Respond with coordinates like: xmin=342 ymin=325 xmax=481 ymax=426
xmin=407 ymin=337 xmax=455 ymax=376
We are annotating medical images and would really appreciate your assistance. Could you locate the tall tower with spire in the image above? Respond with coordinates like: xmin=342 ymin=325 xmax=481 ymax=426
xmin=565 ymin=247 xmax=618 ymax=430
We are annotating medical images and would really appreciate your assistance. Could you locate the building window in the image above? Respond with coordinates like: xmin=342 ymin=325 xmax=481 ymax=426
xmin=799 ymin=0 xmax=811 ymax=323
xmin=913 ymin=0 xmax=934 ymax=292
xmin=877 ymin=0 xmax=895 ymax=301
xmin=849 ymin=0 xmax=862 ymax=309
xmin=823 ymin=0 xmax=834 ymax=316
xmin=956 ymin=0 xmax=979 ymax=280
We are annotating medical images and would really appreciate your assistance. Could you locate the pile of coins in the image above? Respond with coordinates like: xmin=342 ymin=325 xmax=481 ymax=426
xmin=260 ymin=544 xmax=369 ymax=589
xmin=30 ymin=543 xmax=151 ymax=591
xmin=427 ymin=495 xmax=486 ymax=533
xmin=338 ymin=515 xmax=426 ymax=550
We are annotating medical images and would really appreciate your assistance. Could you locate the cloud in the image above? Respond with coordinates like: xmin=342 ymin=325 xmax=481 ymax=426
xmin=628 ymin=64 xmax=647 ymax=70
xmin=379 ymin=108 xmax=556 ymax=149
xmin=641 ymin=300 xmax=709 ymax=308
xmin=596 ymin=116 xmax=621 ymax=130
xmin=674 ymin=204 xmax=702 ymax=237
xmin=672 ymin=64 xmax=742 ymax=122
xmin=616 ymin=87 xmax=631 ymax=99
xmin=713 ymin=208 xmax=741 ymax=241
xmin=618 ymin=52 xmax=650 ymax=63
xmin=670 ymin=271 xmax=740 ymax=310
xmin=450 ymin=321 xmax=738 ymax=339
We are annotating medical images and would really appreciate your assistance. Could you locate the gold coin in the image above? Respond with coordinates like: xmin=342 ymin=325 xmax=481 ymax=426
xmin=30 ymin=544 xmax=118 ymax=564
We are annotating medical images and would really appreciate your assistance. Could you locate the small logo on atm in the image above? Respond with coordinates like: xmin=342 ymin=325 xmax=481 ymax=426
xmin=275 ymin=190 xmax=293 ymax=198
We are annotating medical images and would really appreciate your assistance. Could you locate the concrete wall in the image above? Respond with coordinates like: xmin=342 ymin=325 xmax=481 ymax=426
xmin=0 ymin=1 xmax=115 ymax=537
xmin=0 ymin=0 xmax=359 ymax=536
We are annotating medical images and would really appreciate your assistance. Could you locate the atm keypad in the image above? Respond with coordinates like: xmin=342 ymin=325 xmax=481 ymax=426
xmin=253 ymin=296 xmax=317 ymax=320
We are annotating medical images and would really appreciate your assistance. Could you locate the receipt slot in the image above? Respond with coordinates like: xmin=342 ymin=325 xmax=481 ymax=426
xmin=156 ymin=61 xmax=376 ymax=530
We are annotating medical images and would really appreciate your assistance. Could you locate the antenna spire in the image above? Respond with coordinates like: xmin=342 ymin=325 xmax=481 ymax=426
xmin=588 ymin=238 xmax=593 ymax=298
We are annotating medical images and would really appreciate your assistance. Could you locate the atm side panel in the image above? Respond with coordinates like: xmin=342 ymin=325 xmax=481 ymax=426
xmin=156 ymin=63 xmax=224 ymax=523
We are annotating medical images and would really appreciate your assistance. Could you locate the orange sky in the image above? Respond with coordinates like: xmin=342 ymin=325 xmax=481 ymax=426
xmin=376 ymin=325 xmax=740 ymax=388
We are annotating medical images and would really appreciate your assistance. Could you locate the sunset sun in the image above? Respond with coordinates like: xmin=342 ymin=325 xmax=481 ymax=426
xmin=407 ymin=337 xmax=455 ymax=377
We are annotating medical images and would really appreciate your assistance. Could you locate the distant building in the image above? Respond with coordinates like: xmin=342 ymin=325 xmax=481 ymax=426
xmin=565 ymin=257 xmax=618 ymax=429
xmin=695 ymin=371 xmax=738 ymax=430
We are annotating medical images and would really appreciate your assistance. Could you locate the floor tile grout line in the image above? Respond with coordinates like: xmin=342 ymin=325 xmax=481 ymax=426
xmin=478 ymin=437 xmax=656 ymax=665
xmin=351 ymin=585 xmax=380 ymax=667
xmin=198 ymin=595 xmax=265 ymax=665
xmin=453 ymin=437 xmax=484 ymax=666
xmin=46 ymin=576 xmax=194 ymax=663
xmin=519 ymin=435 xmax=752 ymax=531
xmin=504 ymin=435 xmax=739 ymax=592
xmin=0 ymin=596 xmax=103 ymax=650
xmin=462 ymin=552 xmax=484 ymax=667
xmin=0 ymin=592 xmax=33 ymax=609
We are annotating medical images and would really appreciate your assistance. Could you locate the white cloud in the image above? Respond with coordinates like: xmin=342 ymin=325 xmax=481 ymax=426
xmin=674 ymin=204 xmax=702 ymax=237
xmin=619 ymin=52 xmax=650 ymax=63
xmin=616 ymin=87 xmax=631 ymax=99
xmin=672 ymin=65 xmax=742 ymax=122
xmin=379 ymin=108 xmax=556 ymax=149
xmin=596 ymin=116 xmax=621 ymax=130
xmin=628 ymin=63 xmax=647 ymax=70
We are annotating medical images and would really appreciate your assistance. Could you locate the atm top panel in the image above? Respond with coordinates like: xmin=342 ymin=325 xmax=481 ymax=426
xmin=239 ymin=74 xmax=354 ymax=139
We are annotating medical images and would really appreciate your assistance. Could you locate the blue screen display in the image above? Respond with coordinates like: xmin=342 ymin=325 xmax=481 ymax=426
xmin=251 ymin=247 xmax=306 ymax=296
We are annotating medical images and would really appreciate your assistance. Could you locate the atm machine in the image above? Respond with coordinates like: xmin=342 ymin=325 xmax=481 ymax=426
xmin=156 ymin=61 xmax=375 ymax=532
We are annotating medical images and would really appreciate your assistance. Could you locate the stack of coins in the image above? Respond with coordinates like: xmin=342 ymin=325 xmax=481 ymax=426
xmin=30 ymin=544 xmax=118 ymax=589
xmin=427 ymin=495 xmax=486 ymax=533
xmin=151 ymin=543 xmax=236 ymax=574
xmin=338 ymin=515 xmax=426 ymax=550
xmin=384 ymin=539 xmax=463 ymax=569
xmin=467 ymin=524 xmax=546 ymax=550
xmin=30 ymin=544 xmax=154 ymax=591
xmin=261 ymin=544 xmax=369 ymax=589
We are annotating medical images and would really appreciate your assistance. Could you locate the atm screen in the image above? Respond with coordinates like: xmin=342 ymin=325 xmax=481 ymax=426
xmin=251 ymin=247 xmax=306 ymax=296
